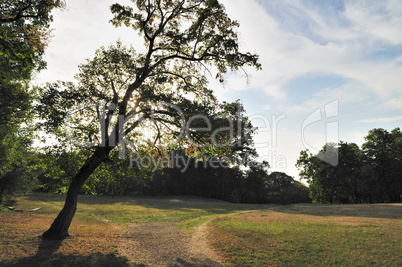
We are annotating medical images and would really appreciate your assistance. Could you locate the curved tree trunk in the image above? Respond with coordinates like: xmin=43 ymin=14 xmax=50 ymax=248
xmin=42 ymin=146 xmax=112 ymax=240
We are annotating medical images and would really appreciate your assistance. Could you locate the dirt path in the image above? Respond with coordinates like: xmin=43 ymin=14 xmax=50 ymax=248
xmin=118 ymin=221 xmax=225 ymax=266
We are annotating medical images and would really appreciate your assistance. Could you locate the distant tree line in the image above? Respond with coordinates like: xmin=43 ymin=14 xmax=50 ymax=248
xmin=34 ymin=149 xmax=310 ymax=204
xmin=297 ymin=128 xmax=402 ymax=204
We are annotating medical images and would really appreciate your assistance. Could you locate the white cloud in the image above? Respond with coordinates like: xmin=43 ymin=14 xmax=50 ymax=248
xmin=219 ymin=0 xmax=402 ymax=101
xmin=384 ymin=96 xmax=402 ymax=111
xmin=34 ymin=0 xmax=142 ymax=85
xmin=344 ymin=0 xmax=402 ymax=45
xmin=272 ymin=82 xmax=370 ymax=115
xmin=356 ymin=115 xmax=402 ymax=123
xmin=261 ymin=104 xmax=272 ymax=110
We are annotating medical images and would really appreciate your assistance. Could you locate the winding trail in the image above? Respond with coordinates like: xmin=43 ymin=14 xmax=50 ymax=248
xmin=118 ymin=221 xmax=225 ymax=266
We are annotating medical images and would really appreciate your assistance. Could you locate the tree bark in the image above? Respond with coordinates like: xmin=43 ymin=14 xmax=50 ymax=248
xmin=42 ymin=146 xmax=112 ymax=240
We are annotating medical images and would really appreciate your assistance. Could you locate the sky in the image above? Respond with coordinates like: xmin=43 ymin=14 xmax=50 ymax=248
xmin=35 ymin=0 xmax=402 ymax=180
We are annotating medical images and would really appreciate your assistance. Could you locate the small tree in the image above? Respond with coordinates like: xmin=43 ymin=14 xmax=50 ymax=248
xmin=37 ymin=0 xmax=260 ymax=239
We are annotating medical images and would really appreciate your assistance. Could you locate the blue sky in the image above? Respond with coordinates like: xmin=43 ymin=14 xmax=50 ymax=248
xmin=35 ymin=0 xmax=402 ymax=179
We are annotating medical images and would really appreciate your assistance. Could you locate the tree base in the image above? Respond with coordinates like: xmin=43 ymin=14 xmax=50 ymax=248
xmin=42 ymin=229 xmax=71 ymax=240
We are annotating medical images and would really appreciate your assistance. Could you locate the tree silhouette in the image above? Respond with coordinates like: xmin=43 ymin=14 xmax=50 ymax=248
xmin=37 ymin=0 xmax=260 ymax=239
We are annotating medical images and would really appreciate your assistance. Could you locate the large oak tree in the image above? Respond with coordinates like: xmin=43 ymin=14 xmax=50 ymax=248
xmin=38 ymin=0 xmax=261 ymax=239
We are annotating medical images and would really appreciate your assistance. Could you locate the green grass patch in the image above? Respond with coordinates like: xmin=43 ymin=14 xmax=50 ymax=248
xmin=210 ymin=208 xmax=402 ymax=266
xmin=177 ymin=215 xmax=216 ymax=233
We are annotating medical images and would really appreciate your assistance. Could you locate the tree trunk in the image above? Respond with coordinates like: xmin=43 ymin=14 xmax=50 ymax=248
xmin=42 ymin=146 xmax=112 ymax=240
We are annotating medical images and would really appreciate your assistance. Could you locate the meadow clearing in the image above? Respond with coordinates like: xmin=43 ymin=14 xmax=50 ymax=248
xmin=0 ymin=192 xmax=401 ymax=266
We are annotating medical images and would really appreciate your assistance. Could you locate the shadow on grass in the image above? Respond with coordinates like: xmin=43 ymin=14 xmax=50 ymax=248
xmin=2 ymin=237 xmax=129 ymax=267
xmin=23 ymin=192 xmax=272 ymax=214
xmin=24 ymin=192 xmax=402 ymax=220
xmin=175 ymin=257 xmax=224 ymax=266
xmin=271 ymin=203 xmax=402 ymax=220
xmin=2 ymin=199 xmax=17 ymax=206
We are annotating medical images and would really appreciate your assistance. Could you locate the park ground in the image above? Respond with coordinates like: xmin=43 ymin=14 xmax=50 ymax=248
xmin=0 ymin=192 xmax=401 ymax=266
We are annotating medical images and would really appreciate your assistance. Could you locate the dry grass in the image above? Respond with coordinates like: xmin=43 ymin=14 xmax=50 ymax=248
xmin=2 ymin=193 xmax=401 ymax=266
xmin=233 ymin=203 xmax=402 ymax=225
xmin=0 ymin=192 xmax=264 ymax=266
xmin=210 ymin=203 xmax=402 ymax=266
xmin=0 ymin=211 xmax=127 ymax=266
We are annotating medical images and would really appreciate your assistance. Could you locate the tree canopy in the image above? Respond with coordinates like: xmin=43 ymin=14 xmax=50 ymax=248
xmin=37 ymin=0 xmax=262 ymax=239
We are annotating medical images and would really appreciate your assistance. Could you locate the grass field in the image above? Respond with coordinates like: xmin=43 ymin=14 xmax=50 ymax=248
xmin=210 ymin=204 xmax=402 ymax=266
xmin=0 ymin=192 xmax=261 ymax=266
xmin=1 ymin=193 xmax=401 ymax=266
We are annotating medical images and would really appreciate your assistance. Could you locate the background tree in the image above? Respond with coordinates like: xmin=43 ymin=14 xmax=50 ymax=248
xmin=297 ymin=128 xmax=402 ymax=204
xmin=37 ymin=0 xmax=261 ymax=239
xmin=297 ymin=143 xmax=362 ymax=204
xmin=266 ymin=171 xmax=310 ymax=204
xmin=0 ymin=0 xmax=63 ymax=203
xmin=336 ymin=142 xmax=364 ymax=203
xmin=241 ymin=161 xmax=270 ymax=203
xmin=296 ymin=144 xmax=338 ymax=204
xmin=0 ymin=0 xmax=64 ymax=83
xmin=362 ymin=128 xmax=402 ymax=203
xmin=0 ymin=129 xmax=39 ymax=203
xmin=0 ymin=0 xmax=64 ymax=112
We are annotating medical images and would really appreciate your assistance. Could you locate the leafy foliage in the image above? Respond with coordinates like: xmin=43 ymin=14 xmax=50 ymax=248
xmin=36 ymin=148 xmax=309 ymax=204
xmin=0 ymin=0 xmax=64 ymax=80
xmin=0 ymin=133 xmax=38 ymax=203
xmin=297 ymin=128 xmax=402 ymax=204
xmin=362 ymin=128 xmax=402 ymax=203
xmin=0 ymin=0 xmax=63 ymax=202
xmin=266 ymin=171 xmax=310 ymax=204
